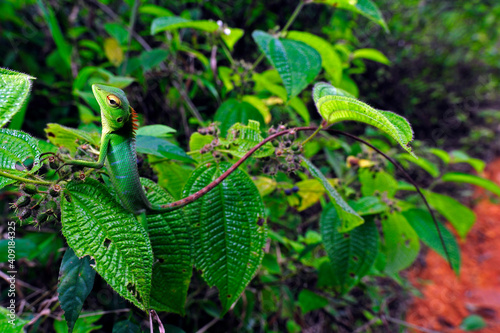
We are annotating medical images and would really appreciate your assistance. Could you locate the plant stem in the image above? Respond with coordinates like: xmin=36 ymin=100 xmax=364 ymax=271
xmin=302 ymin=125 xmax=322 ymax=145
xmin=0 ymin=171 xmax=51 ymax=186
xmin=281 ymin=1 xmax=305 ymax=34
xmin=121 ymin=0 xmax=140 ymax=75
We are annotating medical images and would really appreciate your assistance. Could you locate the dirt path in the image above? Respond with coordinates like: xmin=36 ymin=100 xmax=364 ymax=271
xmin=406 ymin=159 xmax=500 ymax=332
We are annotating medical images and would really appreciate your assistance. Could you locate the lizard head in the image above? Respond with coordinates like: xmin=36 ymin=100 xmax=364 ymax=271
xmin=92 ymin=84 xmax=132 ymax=132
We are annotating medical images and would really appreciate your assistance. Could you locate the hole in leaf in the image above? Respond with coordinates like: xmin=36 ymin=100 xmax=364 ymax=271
xmin=127 ymin=283 xmax=137 ymax=296
xmin=15 ymin=162 xmax=27 ymax=171
xmin=182 ymin=269 xmax=186 ymax=272
xmin=64 ymin=194 xmax=72 ymax=203
xmin=257 ymin=218 xmax=264 ymax=226
xmin=47 ymin=132 xmax=55 ymax=137
xmin=405 ymin=239 xmax=411 ymax=247
xmin=349 ymin=272 xmax=355 ymax=278
xmin=343 ymin=233 xmax=350 ymax=239
xmin=352 ymin=256 xmax=359 ymax=262
xmin=227 ymin=294 xmax=231 ymax=298
xmin=104 ymin=238 xmax=111 ymax=249
xmin=158 ymin=258 xmax=165 ymax=263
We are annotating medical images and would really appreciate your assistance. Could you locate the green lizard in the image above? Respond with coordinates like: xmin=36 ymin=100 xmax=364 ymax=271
xmin=62 ymin=84 xmax=214 ymax=228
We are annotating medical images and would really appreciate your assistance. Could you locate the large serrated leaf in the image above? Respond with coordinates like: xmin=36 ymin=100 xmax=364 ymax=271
xmin=0 ymin=68 xmax=35 ymax=128
xmin=302 ymin=157 xmax=363 ymax=232
xmin=141 ymin=178 xmax=191 ymax=315
xmin=252 ymin=31 xmax=321 ymax=100
xmin=61 ymin=179 xmax=153 ymax=311
xmin=320 ymin=204 xmax=378 ymax=293
xmin=286 ymin=31 xmax=343 ymax=84
xmin=182 ymin=162 xmax=267 ymax=314
xmin=45 ymin=123 xmax=100 ymax=153
xmin=403 ymin=209 xmax=460 ymax=275
xmin=0 ymin=128 xmax=41 ymax=189
xmin=58 ymin=247 xmax=96 ymax=333
xmin=382 ymin=212 xmax=420 ymax=274
xmin=313 ymin=83 xmax=415 ymax=156
xmin=220 ymin=120 xmax=274 ymax=158
xmin=151 ymin=16 xmax=219 ymax=34
xmin=310 ymin=0 xmax=388 ymax=31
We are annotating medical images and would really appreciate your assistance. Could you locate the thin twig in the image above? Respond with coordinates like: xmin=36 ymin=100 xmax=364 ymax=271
xmin=121 ymin=0 xmax=140 ymax=75
xmin=196 ymin=317 xmax=219 ymax=333
xmin=385 ymin=316 xmax=442 ymax=333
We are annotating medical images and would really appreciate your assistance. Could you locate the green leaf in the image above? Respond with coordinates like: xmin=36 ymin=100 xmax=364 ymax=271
xmin=449 ymin=150 xmax=485 ymax=173
xmin=150 ymin=158 xmax=192 ymax=200
xmin=403 ymin=209 xmax=461 ymax=275
xmin=0 ymin=128 xmax=42 ymax=189
xmin=61 ymin=179 xmax=153 ymax=311
xmin=138 ymin=49 xmax=169 ymax=71
xmin=382 ymin=213 xmax=420 ymax=274
xmin=441 ymin=172 xmax=500 ymax=197
xmin=54 ymin=314 xmax=102 ymax=333
xmin=213 ymin=98 xmax=265 ymax=137
xmin=136 ymin=135 xmax=194 ymax=163
xmin=358 ymin=168 xmax=398 ymax=198
xmin=460 ymin=315 xmax=487 ymax=331
xmin=0 ymin=306 xmax=29 ymax=333
xmin=182 ymin=162 xmax=267 ymax=314
xmin=397 ymin=153 xmax=440 ymax=177
xmin=221 ymin=28 xmax=244 ymax=51
xmin=287 ymin=31 xmax=343 ymax=84
xmin=298 ymin=289 xmax=328 ymax=313
xmin=0 ymin=68 xmax=35 ymax=128
xmin=136 ymin=125 xmax=176 ymax=137
xmin=311 ymin=0 xmax=388 ymax=31
xmin=425 ymin=191 xmax=476 ymax=238
xmin=104 ymin=23 xmax=129 ymax=45
xmin=139 ymin=5 xmax=174 ymax=17
xmin=252 ymin=31 xmax=322 ymax=100
xmin=313 ymin=83 xmax=415 ymax=155
xmin=288 ymin=97 xmax=310 ymax=125
xmin=37 ymin=0 xmax=72 ymax=69
xmin=429 ymin=148 xmax=450 ymax=164
xmin=188 ymin=132 xmax=215 ymax=163
xmin=352 ymin=48 xmax=390 ymax=65
xmin=320 ymin=204 xmax=379 ymax=293
xmin=141 ymin=178 xmax=191 ymax=315
xmin=302 ymin=157 xmax=363 ymax=232
xmin=45 ymin=123 xmax=100 ymax=153
xmin=58 ymin=248 xmax=96 ymax=333
xmin=151 ymin=16 xmax=219 ymax=34
xmin=348 ymin=196 xmax=387 ymax=215
xmin=221 ymin=120 xmax=274 ymax=158
xmin=252 ymin=71 xmax=287 ymax=100
xmin=112 ymin=320 xmax=141 ymax=333
xmin=241 ymin=95 xmax=271 ymax=124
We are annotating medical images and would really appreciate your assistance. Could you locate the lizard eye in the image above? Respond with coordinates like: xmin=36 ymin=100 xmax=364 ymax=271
xmin=116 ymin=117 xmax=123 ymax=123
xmin=107 ymin=95 xmax=121 ymax=108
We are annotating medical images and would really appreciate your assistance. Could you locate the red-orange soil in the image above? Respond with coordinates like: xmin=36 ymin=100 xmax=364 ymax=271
xmin=406 ymin=159 xmax=500 ymax=332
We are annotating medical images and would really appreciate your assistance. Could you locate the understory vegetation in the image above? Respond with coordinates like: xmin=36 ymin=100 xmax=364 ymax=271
xmin=1 ymin=1 xmax=499 ymax=332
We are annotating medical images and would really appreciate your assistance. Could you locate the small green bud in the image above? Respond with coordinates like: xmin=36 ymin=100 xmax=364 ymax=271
xmin=36 ymin=212 xmax=49 ymax=224
xmin=20 ymin=183 xmax=37 ymax=195
xmin=14 ymin=196 xmax=31 ymax=208
xmin=44 ymin=200 xmax=58 ymax=214
xmin=17 ymin=208 xmax=31 ymax=220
